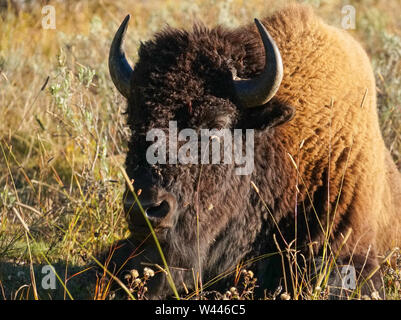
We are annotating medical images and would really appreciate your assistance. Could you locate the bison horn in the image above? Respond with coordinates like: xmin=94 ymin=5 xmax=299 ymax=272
xmin=233 ymin=19 xmax=283 ymax=108
xmin=109 ymin=15 xmax=133 ymax=99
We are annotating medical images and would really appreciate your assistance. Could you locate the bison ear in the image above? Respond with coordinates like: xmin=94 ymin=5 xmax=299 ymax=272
xmin=241 ymin=102 xmax=295 ymax=130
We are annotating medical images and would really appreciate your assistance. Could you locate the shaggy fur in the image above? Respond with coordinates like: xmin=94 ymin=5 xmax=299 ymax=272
xmin=106 ymin=4 xmax=401 ymax=298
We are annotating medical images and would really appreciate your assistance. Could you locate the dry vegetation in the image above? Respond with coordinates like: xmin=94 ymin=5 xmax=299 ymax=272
xmin=0 ymin=0 xmax=401 ymax=300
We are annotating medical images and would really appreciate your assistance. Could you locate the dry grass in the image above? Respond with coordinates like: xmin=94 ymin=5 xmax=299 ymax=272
xmin=1 ymin=0 xmax=401 ymax=300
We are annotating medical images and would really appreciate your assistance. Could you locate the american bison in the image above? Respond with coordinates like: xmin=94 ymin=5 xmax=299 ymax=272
xmin=105 ymin=4 xmax=401 ymax=299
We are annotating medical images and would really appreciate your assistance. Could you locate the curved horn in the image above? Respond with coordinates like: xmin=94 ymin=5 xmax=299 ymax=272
xmin=109 ymin=15 xmax=133 ymax=99
xmin=233 ymin=18 xmax=283 ymax=108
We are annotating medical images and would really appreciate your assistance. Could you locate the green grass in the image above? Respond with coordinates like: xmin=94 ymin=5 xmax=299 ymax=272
xmin=1 ymin=0 xmax=401 ymax=300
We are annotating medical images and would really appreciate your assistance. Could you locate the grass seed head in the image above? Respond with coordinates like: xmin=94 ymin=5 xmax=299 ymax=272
xmin=130 ymin=269 xmax=139 ymax=279
xmin=280 ymin=292 xmax=291 ymax=300
xmin=144 ymin=267 xmax=155 ymax=278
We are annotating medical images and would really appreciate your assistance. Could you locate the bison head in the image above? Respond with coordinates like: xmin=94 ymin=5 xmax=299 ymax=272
xmin=107 ymin=15 xmax=295 ymax=298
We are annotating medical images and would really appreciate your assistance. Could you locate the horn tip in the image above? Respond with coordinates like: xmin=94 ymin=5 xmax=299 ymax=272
xmin=117 ymin=15 xmax=130 ymax=34
xmin=121 ymin=14 xmax=131 ymax=30
xmin=254 ymin=18 xmax=267 ymax=33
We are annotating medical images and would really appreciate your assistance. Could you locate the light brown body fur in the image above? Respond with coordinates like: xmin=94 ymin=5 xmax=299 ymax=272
xmin=259 ymin=5 xmax=401 ymax=274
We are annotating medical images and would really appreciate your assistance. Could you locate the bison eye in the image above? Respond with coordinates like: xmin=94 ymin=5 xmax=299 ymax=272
xmin=241 ymin=103 xmax=295 ymax=130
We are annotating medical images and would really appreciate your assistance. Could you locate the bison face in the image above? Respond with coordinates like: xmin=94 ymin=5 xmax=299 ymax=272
xmin=107 ymin=15 xmax=294 ymax=298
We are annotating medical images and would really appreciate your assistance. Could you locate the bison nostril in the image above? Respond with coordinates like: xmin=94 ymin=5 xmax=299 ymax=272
xmin=146 ymin=200 xmax=171 ymax=219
